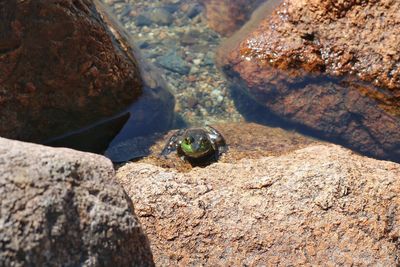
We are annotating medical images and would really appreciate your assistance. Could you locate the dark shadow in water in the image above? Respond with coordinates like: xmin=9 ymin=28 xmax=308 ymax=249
xmin=44 ymin=113 xmax=130 ymax=154
xmin=229 ymin=83 xmax=334 ymax=138
xmin=104 ymin=111 xmax=187 ymax=163
xmin=103 ymin=89 xmax=178 ymax=163
xmin=229 ymin=82 xmax=400 ymax=163
xmin=44 ymin=83 xmax=178 ymax=161
xmin=104 ymin=132 xmax=164 ymax=163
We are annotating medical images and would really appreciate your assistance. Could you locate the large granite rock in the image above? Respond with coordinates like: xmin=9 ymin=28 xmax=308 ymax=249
xmin=0 ymin=0 xmax=143 ymax=142
xmin=0 ymin=138 xmax=154 ymax=266
xmin=117 ymin=143 xmax=400 ymax=266
xmin=201 ymin=0 xmax=266 ymax=36
xmin=43 ymin=1 xmax=176 ymax=154
xmin=218 ymin=0 xmax=400 ymax=162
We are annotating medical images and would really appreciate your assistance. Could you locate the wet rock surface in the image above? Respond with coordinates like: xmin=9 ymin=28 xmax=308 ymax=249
xmin=0 ymin=137 xmax=154 ymax=266
xmin=106 ymin=122 xmax=319 ymax=168
xmin=0 ymin=0 xmax=142 ymax=142
xmin=117 ymin=143 xmax=400 ymax=266
xmin=238 ymin=0 xmax=400 ymax=91
xmin=201 ymin=0 xmax=266 ymax=36
xmin=218 ymin=0 xmax=400 ymax=162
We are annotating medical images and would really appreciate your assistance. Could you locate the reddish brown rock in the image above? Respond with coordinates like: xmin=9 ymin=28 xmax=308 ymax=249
xmin=218 ymin=0 xmax=400 ymax=162
xmin=117 ymin=143 xmax=400 ymax=266
xmin=201 ymin=0 xmax=266 ymax=36
xmin=0 ymin=0 xmax=142 ymax=142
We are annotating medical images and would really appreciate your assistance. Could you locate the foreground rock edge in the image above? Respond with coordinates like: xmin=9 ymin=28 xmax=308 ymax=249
xmin=117 ymin=143 xmax=400 ymax=266
xmin=0 ymin=137 xmax=154 ymax=266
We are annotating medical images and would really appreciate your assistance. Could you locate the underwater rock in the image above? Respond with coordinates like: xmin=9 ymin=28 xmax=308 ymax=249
xmin=145 ymin=7 xmax=174 ymax=26
xmin=135 ymin=14 xmax=153 ymax=27
xmin=185 ymin=3 xmax=203 ymax=19
xmin=157 ymin=51 xmax=191 ymax=75
xmin=0 ymin=0 xmax=142 ymax=142
xmin=0 ymin=137 xmax=154 ymax=266
xmin=117 ymin=142 xmax=400 ymax=266
xmin=201 ymin=0 xmax=266 ymax=36
xmin=218 ymin=0 xmax=400 ymax=162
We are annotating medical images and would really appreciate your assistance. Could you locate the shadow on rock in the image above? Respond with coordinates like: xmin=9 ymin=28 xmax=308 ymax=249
xmin=218 ymin=0 xmax=400 ymax=163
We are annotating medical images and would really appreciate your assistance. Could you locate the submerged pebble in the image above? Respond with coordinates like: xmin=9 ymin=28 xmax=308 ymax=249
xmin=135 ymin=14 xmax=152 ymax=27
xmin=136 ymin=7 xmax=174 ymax=27
xmin=157 ymin=51 xmax=190 ymax=75
xmin=102 ymin=0 xmax=243 ymax=125
xmin=186 ymin=3 xmax=203 ymax=19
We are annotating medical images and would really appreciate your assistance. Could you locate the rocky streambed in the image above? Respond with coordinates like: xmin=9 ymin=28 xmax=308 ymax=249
xmin=1 ymin=0 xmax=400 ymax=266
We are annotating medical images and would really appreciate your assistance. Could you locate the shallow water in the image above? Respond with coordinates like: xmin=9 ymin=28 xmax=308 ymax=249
xmin=101 ymin=0 xmax=245 ymax=126
xmin=95 ymin=0 xmax=397 ymax=161
xmin=98 ymin=0 xmax=284 ymax=159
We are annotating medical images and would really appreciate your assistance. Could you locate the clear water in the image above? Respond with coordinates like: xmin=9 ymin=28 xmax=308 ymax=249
xmin=100 ymin=0 xmax=283 ymax=158
xmin=101 ymin=0 xmax=244 ymax=126
xmin=48 ymin=0 xmax=400 ymax=163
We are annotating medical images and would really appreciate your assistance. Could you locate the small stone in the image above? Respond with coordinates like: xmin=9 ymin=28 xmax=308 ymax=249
xmin=147 ymin=8 xmax=174 ymax=26
xmin=135 ymin=14 xmax=152 ymax=26
xmin=186 ymin=96 xmax=199 ymax=108
xmin=211 ymin=89 xmax=223 ymax=104
xmin=120 ymin=5 xmax=132 ymax=18
xmin=193 ymin=59 xmax=202 ymax=65
xmin=201 ymin=0 xmax=263 ymax=36
xmin=190 ymin=65 xmax=200 ymax=74
xmin=186 ymin=3 xmax=203 ymax=19
xmin=138 ymin=40 xmax=150 ymax=49
xmin=157 ymin=51 xmax=190 ymax=75
xmin=162 ymin=3 xmax=181 ymax=13
xmin=187 ymin=75 xmax=197 ymax=82
xmin=180 ymin=30 xmax=201 ymax=45
xmin=203 ymin=52 xmax=215 ymax=66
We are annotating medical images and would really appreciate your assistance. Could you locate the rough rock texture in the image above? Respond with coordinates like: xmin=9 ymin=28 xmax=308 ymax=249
xmin=218 ymin=0 xmax=400 ymax=162
xmin=42 ymin=1 xmax=175 ymax=153
xmin=238 ymin=0 xmax=400 ymax=90
xmin=105 ymin=122 xmax=319 ymax=166
xmin=0 ymin=138 xmax=154 ymax=266
xmin=201 ymin=0 xmax=265 ymax=36
xmin=117 ymin=144 xmax=400 ymax=266
xmin=0 ymin=0 xmax=143 ymax=142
